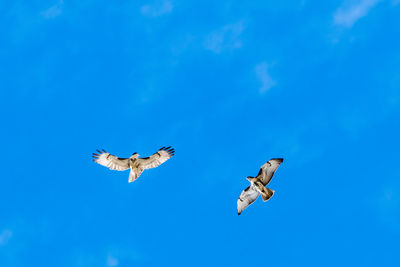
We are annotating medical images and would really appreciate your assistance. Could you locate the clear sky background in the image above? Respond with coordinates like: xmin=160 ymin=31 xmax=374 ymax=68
xmin=1 ymin=0 xmax=400 ymax=266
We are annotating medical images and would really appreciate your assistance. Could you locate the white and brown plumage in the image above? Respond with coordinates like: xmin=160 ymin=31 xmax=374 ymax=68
xmin=237 ymin=158 xmax=284 ymax=215
xmin=92 ymin=146 xmax=175 ymax=183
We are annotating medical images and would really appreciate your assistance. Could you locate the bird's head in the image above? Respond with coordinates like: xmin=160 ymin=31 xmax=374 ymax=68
xmin=130 ymin=152 xmax=139 ymax=159
xmin=246 ymin=176 xmax=256 ymax=183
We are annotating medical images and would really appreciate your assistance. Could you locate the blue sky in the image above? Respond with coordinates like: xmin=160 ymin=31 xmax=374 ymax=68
xmin=1 ymin=0 xmax=400 ymax=266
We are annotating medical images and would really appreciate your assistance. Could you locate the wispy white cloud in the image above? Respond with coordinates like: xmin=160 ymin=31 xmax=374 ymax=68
xmin=376 ymin=184 xmax=400 ymax=230
xmin=255 ymin=62 xmax=276 ymax=94
xmin=333 ymin=0 xmax=380 ymax=28
xmin=41 ymin=0 xmax=64 ymax=19
xmin=0 ymin=229 xmax=13 ymax=245
xmin=106 ymin=254 xmax=118 ymax=267
xmin=141 ymin=0 xmax=173 ymax=17
xmin=204 ymin=22 xmax=244 ymax=53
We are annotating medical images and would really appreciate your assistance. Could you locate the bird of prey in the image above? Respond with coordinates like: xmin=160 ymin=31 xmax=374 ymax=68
xmin=92 ymin=146 xmax=175 ymax=183
xmin=237 ymin=158 xmax=283 ymax=215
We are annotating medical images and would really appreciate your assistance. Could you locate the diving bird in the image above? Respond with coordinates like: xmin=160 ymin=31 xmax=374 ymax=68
xmin=237 ymin=158 xmax=283 ymax=215
xmin=92 ymin=146 xmax=175 ymax=182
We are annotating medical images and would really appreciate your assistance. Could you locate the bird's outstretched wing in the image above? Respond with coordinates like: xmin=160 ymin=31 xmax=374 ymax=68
xmin=257 ymin=158 xmax=284 ymax=185
xmin=137 ymin=146 xmax=175 ymax=170
xmin=92 ymin=149 xmax=130 ymax=171
xmin=237 ymin=184 xmax=260 ymax=215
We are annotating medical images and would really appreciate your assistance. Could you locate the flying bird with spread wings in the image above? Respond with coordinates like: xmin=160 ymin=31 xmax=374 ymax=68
xmin=92 ymin=146 xmax=175 ymax=182
xmin=237 ymin=158 xmax=283 ymax=215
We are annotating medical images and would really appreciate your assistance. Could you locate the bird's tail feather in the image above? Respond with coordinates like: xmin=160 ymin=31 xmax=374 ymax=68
xmin=128 ymin=168 xmax=142 ymax=183
xmin=261 ymin=188 xmax=275 ymax=202
xmin=128 ymin=170 xmax=136 ymax=183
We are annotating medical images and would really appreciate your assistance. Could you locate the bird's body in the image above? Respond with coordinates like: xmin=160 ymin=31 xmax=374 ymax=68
xmin=237 ymin=158 xmax=283 ymax=215
xmin=247 ymin=177 xmax=275 ymax=202
xmin=92 ymin=147 xmax=175 ymax=182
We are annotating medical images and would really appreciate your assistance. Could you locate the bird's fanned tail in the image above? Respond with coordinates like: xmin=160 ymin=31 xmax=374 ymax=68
xmin=260 ymin=188 xmax=275 ymax=202
xmin=128 ymin=168 xmax=143 ymax=183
